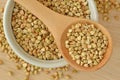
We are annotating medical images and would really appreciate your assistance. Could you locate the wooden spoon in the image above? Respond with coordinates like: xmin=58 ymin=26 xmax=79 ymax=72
xmin=14 ymin=0 xmax=112 ymax=71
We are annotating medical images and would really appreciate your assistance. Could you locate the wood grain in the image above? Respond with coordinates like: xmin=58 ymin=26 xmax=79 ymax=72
xmin=0 ymin=0 xmax=120 ymax=80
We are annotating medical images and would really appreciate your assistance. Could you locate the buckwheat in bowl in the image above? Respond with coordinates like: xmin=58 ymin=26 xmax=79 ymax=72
xmin=3 ymin=0 xmax=98 ymax=68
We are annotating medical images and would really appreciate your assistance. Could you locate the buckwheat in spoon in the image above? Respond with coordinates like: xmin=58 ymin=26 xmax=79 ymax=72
xmin=14 ymin=0 xmax=112 ymax=71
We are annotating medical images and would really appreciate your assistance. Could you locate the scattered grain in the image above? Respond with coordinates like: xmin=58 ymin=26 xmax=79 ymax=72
xmin=114 ymin=15 xmax=119 ymax=20
xmin=0 ymin=8 xmax=4 ymax=13
xmin=0 ymin=59 xmax=3 ymax=65
xmin=65 ymin=74 xmax=71 ymax=79
xmin=72 ymin=69 xmax=78 ymax=73
xmin=8 ymin=71 xmax=13 ymax=76
xmin=16 ymin=64 xmax=22 ymax=70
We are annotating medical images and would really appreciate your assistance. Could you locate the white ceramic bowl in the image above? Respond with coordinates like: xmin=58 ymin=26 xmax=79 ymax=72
xmin=3 ymin=0 xmax=98 ymax=68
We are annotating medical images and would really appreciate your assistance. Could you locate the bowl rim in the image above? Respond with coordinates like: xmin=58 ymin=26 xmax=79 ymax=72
xmin=3 ymin=0 xmax=98 ymax=68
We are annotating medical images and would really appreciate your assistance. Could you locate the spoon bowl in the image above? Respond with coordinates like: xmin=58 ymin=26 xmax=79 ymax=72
xmin=61 ymin=19 xmax=112 ymax=71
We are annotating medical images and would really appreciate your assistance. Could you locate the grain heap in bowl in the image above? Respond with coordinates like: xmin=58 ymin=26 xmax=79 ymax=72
xmin=65 ymin=22 xmax=108 ymax=67
xmin=12 ymin=0 xmax=90 ymax=60
xmin=38 ymin=0 xmax=90 ymax=18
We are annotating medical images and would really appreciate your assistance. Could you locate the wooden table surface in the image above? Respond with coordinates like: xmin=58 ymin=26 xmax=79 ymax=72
xmin=0 ymin=0 xmax=120 ymax=80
